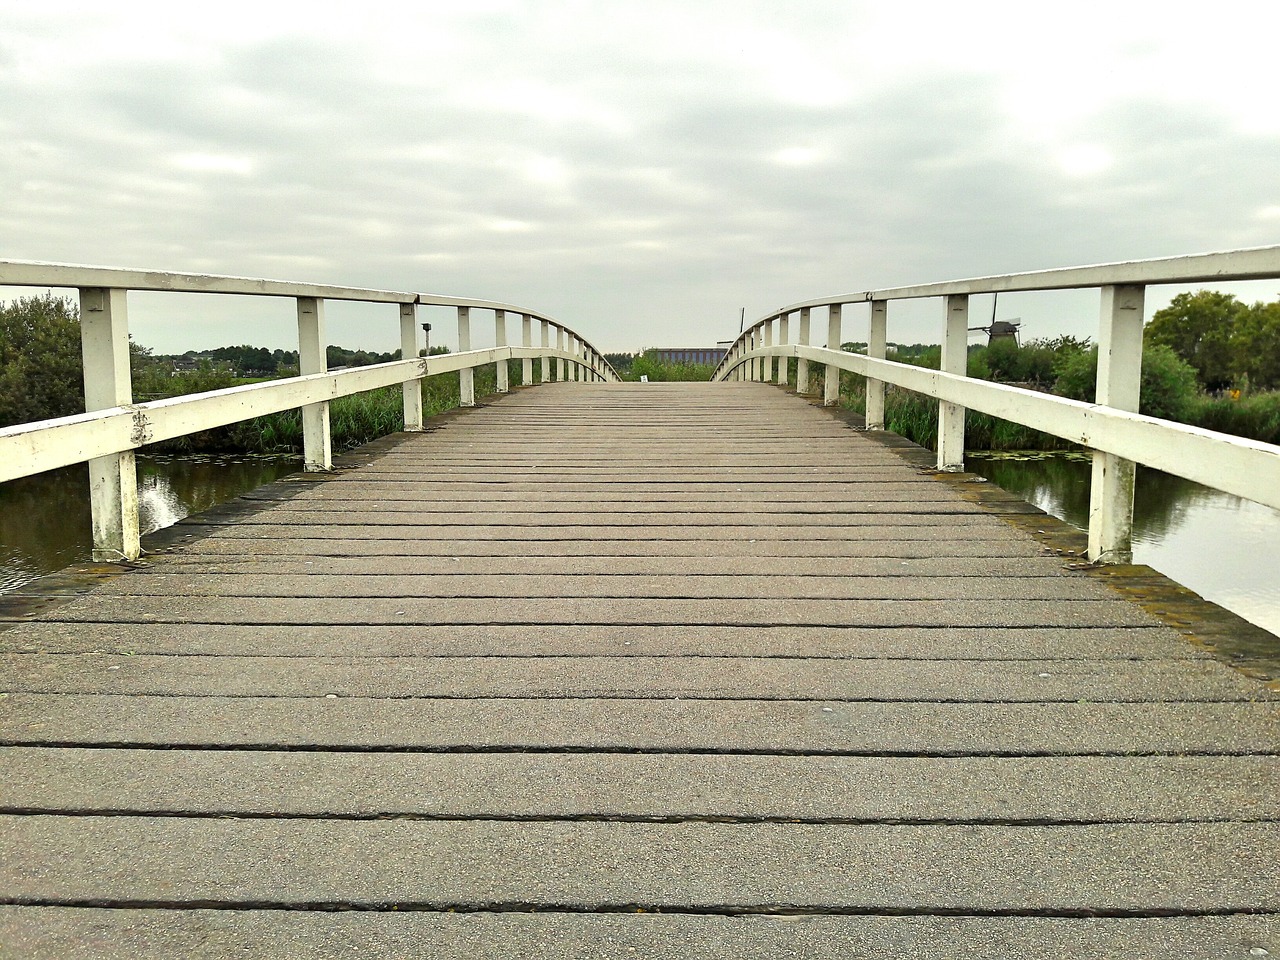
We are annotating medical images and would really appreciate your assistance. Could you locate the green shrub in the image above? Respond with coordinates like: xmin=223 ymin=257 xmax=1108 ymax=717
xmin=625 ymin=353 xmax=718 ymax=382
xmin=1053 ymin=344 xmax=1199 ymax=421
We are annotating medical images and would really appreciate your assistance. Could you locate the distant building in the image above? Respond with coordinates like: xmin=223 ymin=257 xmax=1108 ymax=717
xmin=648 ymin=347 xmax=726 ymax=365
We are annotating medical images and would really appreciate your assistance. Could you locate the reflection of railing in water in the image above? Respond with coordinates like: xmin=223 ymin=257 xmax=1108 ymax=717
xmin=713 ymin=246 xmax=1280 ymax=564
xmin=968 ymin=452 xmax=1280 ymax=638
xmin=0 ymin=261 xmax=619 ymax=562
xmin=0 ymin=456 xmax=299 ymax=594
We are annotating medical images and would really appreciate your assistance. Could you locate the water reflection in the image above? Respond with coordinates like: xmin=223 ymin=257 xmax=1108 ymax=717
xmin=0 ymin=455 xmax=297 ymax=593
xmin=968 ymin=452 xmax=1280 ymax=638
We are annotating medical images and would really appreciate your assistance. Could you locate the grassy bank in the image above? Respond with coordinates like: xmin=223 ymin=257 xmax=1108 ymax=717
xmin=621 ymin=353 xmax=718 ymax=382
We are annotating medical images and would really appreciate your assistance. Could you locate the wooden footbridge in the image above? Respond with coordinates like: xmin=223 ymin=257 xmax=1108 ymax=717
xmin=1 ymin=254 xmax=1279 ymax=957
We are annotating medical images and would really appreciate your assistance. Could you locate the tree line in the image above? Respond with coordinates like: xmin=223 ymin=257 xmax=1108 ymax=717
xmin=0 ymin=294 xmax=435 ymax=427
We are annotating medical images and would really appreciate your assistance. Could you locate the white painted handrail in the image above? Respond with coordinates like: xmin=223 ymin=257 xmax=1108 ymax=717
xmin=713 ymin=246 xmax=1280 ymax=563
xmin=0 ymin=260 xmax=618 ymax=561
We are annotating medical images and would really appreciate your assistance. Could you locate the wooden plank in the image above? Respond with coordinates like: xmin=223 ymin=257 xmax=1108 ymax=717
xmin=1 ymin=381 xmax=1276 ymax=952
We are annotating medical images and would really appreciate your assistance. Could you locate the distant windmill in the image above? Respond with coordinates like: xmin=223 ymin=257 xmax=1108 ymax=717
xmin=968 ymin=293 xmax=1021 ymax=345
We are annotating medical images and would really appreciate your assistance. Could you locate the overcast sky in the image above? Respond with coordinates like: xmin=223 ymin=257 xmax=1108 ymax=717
xmin=2 ymin=1 xmax=1278 ymax=354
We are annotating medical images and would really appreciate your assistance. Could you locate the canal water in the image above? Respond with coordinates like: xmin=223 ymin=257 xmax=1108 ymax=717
xmin=1 ymin=451 xmax=1277 ymax=640
xmin=0 ymin=455 xmax=298 ymax=593
xmin=968 ymin=452 xmax=1280 ymax=639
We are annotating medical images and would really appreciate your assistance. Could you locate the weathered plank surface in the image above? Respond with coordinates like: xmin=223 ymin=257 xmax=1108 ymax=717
xmin=1 ymin=381 xmax=1277 ymax=959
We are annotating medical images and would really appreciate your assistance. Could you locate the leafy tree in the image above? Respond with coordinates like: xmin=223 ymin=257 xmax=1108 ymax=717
xmin=0 ymin=294 xmax=85 ymax=426
xmin=1144 ymin=291 xmax=1246 ymax=391
xmin=1233 ymin=301 xmax=1280 ymax=390
xmin=603 ymin=352 xmax=634 ymax=371
xmin=326 ymin=345 xmax=398 ymax=368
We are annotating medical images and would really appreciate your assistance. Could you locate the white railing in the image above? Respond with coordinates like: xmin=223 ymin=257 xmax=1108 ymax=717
xmin=0 ymin=260 xmax=618 ymax=561
xmin=712 ymin=246 xmax=1280 ymax=564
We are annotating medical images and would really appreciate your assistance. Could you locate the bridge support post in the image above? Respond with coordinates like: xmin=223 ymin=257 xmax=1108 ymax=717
xmin=521 ymin=315 xmax=533 ymax=385
xmin=297 ymin=297 xmax=332 ymax=471
xmin=79 ymin=287 xmax=141 ymax=561
xmin=1088 ymin=284 xmax=1145 ymax=563
xmin=797 ymin=307 xmax=811 ymax=394
xmin=540 ymin=321 xmax=550 ymax=383
xmin=400 ymin=303 xmax=423 ymax=431
xmin=761 ymin=318 xmax=774 ymax=382
xmin=937 ymin=294 xmax=968 ymax=471
xmin=823 ymin=304 xmax=842 ymax=404
xmin=776 ymin=312 xmax=789 ymax=385
xmin=494 ymin=310 xmax=509 ymax=392
xmin=866 ymin=299 xmax=888 ymax=429
xmin=556 ymin=327 xmax=567 ymax=382
xmin=458 ymin=307 xmax=474 ymax=406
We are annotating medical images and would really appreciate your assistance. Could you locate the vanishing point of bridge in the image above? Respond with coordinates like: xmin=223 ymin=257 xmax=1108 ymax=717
xmin=1 ymin=254 xmax=1278 ymax=957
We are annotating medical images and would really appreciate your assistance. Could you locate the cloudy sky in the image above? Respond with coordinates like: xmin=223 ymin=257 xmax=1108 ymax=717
xmin=2 ymin=1 xmax=1278 ymax=354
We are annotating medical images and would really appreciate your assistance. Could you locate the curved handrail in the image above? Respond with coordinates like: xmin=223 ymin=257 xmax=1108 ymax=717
xmin=0 ymin=259 xmax=619 ymax=560
xmin=0 ymin=259 xmax=618 ymax=382
xmin=713 ymin=245 xmax=1280 ymax=381
xmin=710 ymin=245 xmax=1280 ymax=563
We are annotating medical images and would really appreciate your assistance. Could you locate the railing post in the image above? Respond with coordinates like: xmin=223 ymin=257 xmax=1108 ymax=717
xmin=761 ymin=318 xmax=774 ymax=382
xmin=494 ymin=309 xmax=509 ymax=392
xmin=556 ymin=326 xmax=567 ymax=382
xmin=797 ymin=307 xmax=811 ymax=394
xmin=1088 ymin=284 xmax=1146 ymax=563
xmin=866 ymin=299 xmax=888 ymax=429
xmin=79 ymin=287 xmax=141 ymax=561
xmin=823 ymin=304 xmax=842 ymax=405
xmin=540 ymin=320 xmax=550 ymax=383
xmin=937 ymin=294 xmax=968 ymax=471
xmin=297 ymin=296 xmax=332 ymax=472
xmin=776 ymin=311 xmax=789 ymax=385
xmin=521 ymin=315 xmax=533 ymax=386
xmin=749 ymin=327 xmax=759 ymax=382
xmin=399 ymin=302 xmax=423 ymax=431
xmin=570 ymin=336 xmax=580 ymax=381
xmin=458 ymin=306 xmax=474 ymax=406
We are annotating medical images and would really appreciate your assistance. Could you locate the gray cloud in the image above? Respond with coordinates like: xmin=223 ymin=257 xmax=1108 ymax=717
xmin=1 ymin=8 xmax=1277 ymax=354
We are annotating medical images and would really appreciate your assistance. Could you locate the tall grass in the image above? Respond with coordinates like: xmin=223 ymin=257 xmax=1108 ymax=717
xmin=838 ymin=373 xmax=1073 ymax=452
xmin=149 ymin=359 xmax=528 ymax=454
xmin=1187 ymin=390 xmax=1280 ymax=445
xmin=835 ymin=369 xmax=1280 ymax=452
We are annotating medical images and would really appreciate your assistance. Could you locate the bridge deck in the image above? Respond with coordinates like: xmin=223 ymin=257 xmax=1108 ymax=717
xmin=1 ymin=382 xmax=1277 ymax=957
